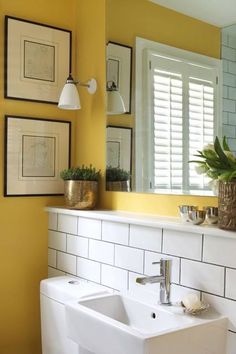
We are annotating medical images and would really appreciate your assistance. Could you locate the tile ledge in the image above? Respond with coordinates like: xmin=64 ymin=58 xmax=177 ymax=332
xmin=45 ymin=206 xmax=236 ymax=239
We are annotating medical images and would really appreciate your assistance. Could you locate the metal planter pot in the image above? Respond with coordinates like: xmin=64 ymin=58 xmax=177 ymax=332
xmin=64 ymin=180 xmax=98 ymax=210
xmin=218 ymin=180 xmax=236 ymax=230
xmin=106 ymin=180 xmax=130 ymax=192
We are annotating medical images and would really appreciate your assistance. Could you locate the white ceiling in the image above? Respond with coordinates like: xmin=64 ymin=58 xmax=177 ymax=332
xmin=149 ymin=0 xmax=236 ymax=28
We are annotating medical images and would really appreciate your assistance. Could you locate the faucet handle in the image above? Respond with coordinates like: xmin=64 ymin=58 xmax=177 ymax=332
xmin=152 ymin=258 xmax=171 ymax=266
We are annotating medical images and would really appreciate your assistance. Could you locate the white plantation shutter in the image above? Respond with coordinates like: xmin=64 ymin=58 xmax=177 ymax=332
xmin=188 ymin=79 xmax=214 ymax=189
xmin=148 ymin=53 xmax=218 ymax=192
xmin=153 ymin=70 xmax=183 ymax=189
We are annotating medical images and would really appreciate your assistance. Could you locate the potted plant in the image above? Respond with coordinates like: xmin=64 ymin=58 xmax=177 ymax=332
xmin=106 ymin=166 xmax=130 ymax=192
xmin=190 ymin=136 xmax=236 ymax=230
xmin=60 ymin=165 xmax=100 ymax=209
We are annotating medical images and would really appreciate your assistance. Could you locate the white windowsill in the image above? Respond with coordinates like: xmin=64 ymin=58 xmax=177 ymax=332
xmin=46 ymin=206 xmax=235 ymax=239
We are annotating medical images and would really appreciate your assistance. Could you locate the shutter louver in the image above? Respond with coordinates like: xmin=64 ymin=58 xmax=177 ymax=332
xmin=153 ymin=69 xmax=183 ymax=189
xmin=149 ymin=55 xmax=216 ymax=192
xmin=188 ymin=79 xmax=214 ymax=189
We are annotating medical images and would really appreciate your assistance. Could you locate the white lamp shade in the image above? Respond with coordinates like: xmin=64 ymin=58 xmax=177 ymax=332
xmin=107 ymin=90 xmax=126 ymax=115
xmin=58 ymin=82 xmax=81 ymax=110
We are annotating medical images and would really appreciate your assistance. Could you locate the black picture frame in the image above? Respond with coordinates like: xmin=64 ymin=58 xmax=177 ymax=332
xmin=106 ymin=125 xmax=133 ymax=179
xmin=4 ymin=115 xmax=71 ymax=197
xmin=5 ymin=16 xmax=72 ymax=104
xmin=106 ymin=41 xmax=132 ymax=114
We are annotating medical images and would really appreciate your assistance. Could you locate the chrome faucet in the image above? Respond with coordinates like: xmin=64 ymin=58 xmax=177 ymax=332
xmin=136 ymin=258 xmax=171 ymax=305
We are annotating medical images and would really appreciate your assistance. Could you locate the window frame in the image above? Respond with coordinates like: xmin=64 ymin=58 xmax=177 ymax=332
xmin=135 ymin=37 xmax=222 ymax=195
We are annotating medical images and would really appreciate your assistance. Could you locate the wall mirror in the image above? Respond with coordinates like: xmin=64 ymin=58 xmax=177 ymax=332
xmin=105 ymin=0 xmax=236 ymax=196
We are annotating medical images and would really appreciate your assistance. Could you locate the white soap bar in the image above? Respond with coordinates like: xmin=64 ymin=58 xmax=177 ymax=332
xmin=182 ymin=293 xmax=202 ymax=310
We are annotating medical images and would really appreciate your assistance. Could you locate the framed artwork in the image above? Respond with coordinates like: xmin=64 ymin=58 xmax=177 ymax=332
xmin=5 ymin=16 xmax=71 ymax=104
xmin=106 ymin=126 xmax=132 ymax=174
xmin=4 ymin=116 xmax=71 ymax=196
xmin=106 ymin=41 xmax=132 ymax=114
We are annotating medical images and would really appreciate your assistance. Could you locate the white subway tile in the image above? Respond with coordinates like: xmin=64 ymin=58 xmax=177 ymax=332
xmin=228 ymin=138 xmax=236 ymax=151
xmin=67 ymin=235 xmax=89 ymax=258
xmin=223 ymin=59 xmax=228 ymax=73
xmin=222 ymin=46 xmax=236 ymax=61
xmin=223 ymin=125 xmax=236 ymax=138
xmin=58 ymin=214 xmax=77 ymax=234
xmin=163 ymin=229 xmax=202 ymax=260
xmin=48 ymin=248 xmax=56 ymax=267
xmin=170 ymin=284 xmax=200 ymax=303
xmin=101 ymin=264 xmax=128 ymax=291
xmin=48 ymin=267 xmax=65 ymax=278
xmin=229 ymin=87 xmax=236 ymax=100
xmin=222 ymin=33 xmax=228 ymax=46
xmin=102 ymin=221 xmax=129 ymax=245
xmin=229 ymin=35 xmax=236 ymax=49
xmin=78 ymin=217 xmax=101 ymax=239
xmin=223 ymin=99 xmax=236 ymax=113
xmin=89 ymin=239 xmax=114 ymax=265
xmin=223 ymin=86 xmax=228 ymax=99
xmin=223 ymin=73 xmax=236 ymax=87
xmin=115 ymin=245 xmax=144 ymax=273
xmin=228 ymin=112 xmax=236 ymax=125
xmin=48 ymin=231 xmax=66 ymax=251
xmin=226 ymin=268 xmax=236 ymax=300
xmin=77 ymin=257 xmax=100 ymax=283
xmin=57 ymin=252 xmax=76 ymax=275
xmin=181 ymin=259 xmax=224 ymax=296
xmin=227 ymin=331 xmax=236 ymax=354
xmin=203 ymin=293 xmax=236 ymax=332
xmin=130 ymin=225 xmax=162 ymax=252
xmin=48 ymin=212 xmax=57 ymax=230
xmin=144 ymin=251 xmax=179 ymax=284
xmin=229 ymin=61 xmax=236 ymax=75
xmin=223 ymin=113 xmax=229 ymax=125
xmin=203 ymin=235 xmax=236 ymax=268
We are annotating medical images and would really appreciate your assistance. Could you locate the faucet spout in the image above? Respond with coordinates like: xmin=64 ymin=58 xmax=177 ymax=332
xmin=136 ymin=275 xmax=165 ymax=284
xmin=136 ymin=258 xmax=171 ymax=305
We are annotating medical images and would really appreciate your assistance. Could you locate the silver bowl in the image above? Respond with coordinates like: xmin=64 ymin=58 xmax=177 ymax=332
xmin=188 ymin=210 xmax=206 ymax=225
xmin=178 ymin=205 xmax=198 ymax=222
xmin=204 ymin=206 xmax=218 ymax=225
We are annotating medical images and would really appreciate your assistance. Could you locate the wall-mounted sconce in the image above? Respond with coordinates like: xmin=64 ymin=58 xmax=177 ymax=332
xmin=58 ymin=74 xmax=97 ymax=110
xmin=107 ymin=81 xmax=126 ymax=115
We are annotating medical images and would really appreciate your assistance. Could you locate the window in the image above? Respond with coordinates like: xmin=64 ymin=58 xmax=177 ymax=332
xmin=135 ymin=38 xmax=222 ymax=194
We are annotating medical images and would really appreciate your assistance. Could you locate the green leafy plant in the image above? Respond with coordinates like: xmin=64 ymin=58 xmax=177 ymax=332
xmin=106 ymin=166 xmax=130 ymax=182
xmin=190 ymin=136 xmax=236 ymax=182
xmin=60 ymin=165 xmax=100 ymax=181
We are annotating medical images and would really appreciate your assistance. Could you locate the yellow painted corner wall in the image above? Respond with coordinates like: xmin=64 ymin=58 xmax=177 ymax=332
xmin=0 ymin=0 xmax=221 ymax=352
xmin=75 ymin=0 xmax=220 ymax=216
xmin=0 ymin=1 xmax=77 ymax=353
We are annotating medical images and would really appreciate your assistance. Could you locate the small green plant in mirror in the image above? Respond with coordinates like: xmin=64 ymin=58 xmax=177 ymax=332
xmin=189 ymin=136 xmax=236 ymax=185
xmin=60 ymin=165 xmax=100 ymax=181
xmin=106 ymin=166 xmax=130 ymax=181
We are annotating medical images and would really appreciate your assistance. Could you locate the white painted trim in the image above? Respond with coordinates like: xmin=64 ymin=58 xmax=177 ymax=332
xmin=135 ymin=36 xmax=223 ymax=192
xmin=46 ymin=207 xmax=235 ymax=239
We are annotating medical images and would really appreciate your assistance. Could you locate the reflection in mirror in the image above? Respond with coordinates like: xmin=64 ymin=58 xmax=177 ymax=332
xmin=221 ymin=24 xmax=236 ymax=154
xmin=135 ymin=37 xmax=221 ymax=195
xmin=106 ymin=0 xmax=235 ymax=195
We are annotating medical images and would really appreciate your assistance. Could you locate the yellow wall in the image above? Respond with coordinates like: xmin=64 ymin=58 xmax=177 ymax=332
xmin=106 ymin=0 xmax=220 ymax=57
xmin=0 ymin=1 xmax=77 ymax=353
xmin=101 ymin=0 xmax=220 ymax=214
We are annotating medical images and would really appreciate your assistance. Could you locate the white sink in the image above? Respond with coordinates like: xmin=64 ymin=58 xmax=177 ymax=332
xmin=66 ymin=293 xmax=227 ymax=354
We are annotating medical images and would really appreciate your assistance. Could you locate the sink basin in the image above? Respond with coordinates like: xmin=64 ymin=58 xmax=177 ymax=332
xmin=66 ymin=293 xmax=227 ymax=354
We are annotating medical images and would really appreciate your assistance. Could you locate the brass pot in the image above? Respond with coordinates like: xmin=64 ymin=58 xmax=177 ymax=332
xmin=106 ymin=180 xmax=130 ymax=192
xmin=218 ymin=180 xmax=236 ymax=230
xmin=64 ymin=180 xmax=98 ymax=209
